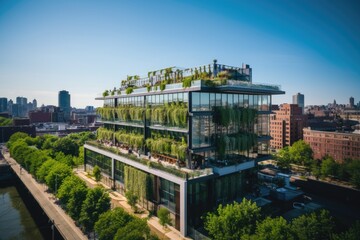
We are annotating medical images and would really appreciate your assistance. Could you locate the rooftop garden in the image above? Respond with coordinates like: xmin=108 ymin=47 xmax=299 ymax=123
xmin=100 ymin=60 xmax=272 ymax=97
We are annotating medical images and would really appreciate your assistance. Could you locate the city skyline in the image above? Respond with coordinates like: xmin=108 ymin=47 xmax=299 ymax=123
xmin=1 ymin=0 xmax=360 ymax=108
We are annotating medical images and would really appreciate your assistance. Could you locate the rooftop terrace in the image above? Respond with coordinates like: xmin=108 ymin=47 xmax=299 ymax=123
xmin=98 ymin=60 xmax=284 ymax=98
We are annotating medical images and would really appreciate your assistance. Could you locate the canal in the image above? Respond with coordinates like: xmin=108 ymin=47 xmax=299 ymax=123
xmin=0 ymin=178 xmax=58 ymax=240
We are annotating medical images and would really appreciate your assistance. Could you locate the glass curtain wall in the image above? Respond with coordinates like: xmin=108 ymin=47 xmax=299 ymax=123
xmin=85 ymin=149 xmax=112 ymax=176
xmin=191 ymin=92 xmax=271 ymax=163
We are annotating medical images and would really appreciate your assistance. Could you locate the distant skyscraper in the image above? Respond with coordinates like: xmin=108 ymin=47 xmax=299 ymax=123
xmin=12 ymin=104 xmax=19 ymax=117
xmin=85 ymin=106 xmax=94 ymax=112
xmin=32 ymin=99 xmax=37 ymax=109
xmin=0 ymin=97 xmax=7 ymax=112
xmin=349 ymin=96 xmax=355 ymax=108
xmin=7 ymin=99 xmax=13 ymax=113
xmin=58 ymin=90 xmax=71 ymax=122
xmin=292 ymin=93 xmax=304 ymax=113
xmin=16 ymin=96 xmax=27 ymax=105
xmin=15 ymin=96 xmax=28 ymax=117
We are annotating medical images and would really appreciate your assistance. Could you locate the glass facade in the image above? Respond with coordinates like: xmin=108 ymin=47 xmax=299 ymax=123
xmin=100 ymin=91 xmax=271 ymax=162
xmin=85 ymin=149 xmax=112 ymax=176
xmin=117 ymin=96 xmax=144 ymax=107
xmin=190 ymin=92 xmax=271 ymax=163
xmin=214 ymin=172 xmax=244 ymax=203
xmin=160 ymin=178 xmax=178 ymax=212
xmin=191 ymin=115 xmax=213 ymax=148
xmin=104 ymin=98 xmax=115 ymax=107
xmin=114 ymin=160 xmax=125 ymax=183
xmin=191 ymin=92 xmax=270 ymax=111
xmin=255 ymin=114 xmax=270 ymax=136
xmin=187 ymin=171 xmax=245 ymax=229
xmin=85 ymin=148 xmax=182 ymax=230
xmin=187 ymin=180 xmax=213 ymax=227
xmin=146 ymin=92 xmax=188 ymax=106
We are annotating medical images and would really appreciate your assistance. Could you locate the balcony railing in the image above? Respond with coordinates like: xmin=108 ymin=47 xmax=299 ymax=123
xmin=225 ymin=80 xmax=281 ymax=91
xmin=85 ymin=141 xmax=213 ymax=179
xmin=97 ymin=79 xmax=280 ymax=99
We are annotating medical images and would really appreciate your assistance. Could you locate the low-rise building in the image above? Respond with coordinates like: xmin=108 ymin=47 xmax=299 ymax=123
xmin=303 ymin=128 xmax=360 ymax=162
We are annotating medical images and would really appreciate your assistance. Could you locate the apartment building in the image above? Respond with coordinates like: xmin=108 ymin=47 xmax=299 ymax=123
xmin=270 ymin=104 xmax=307 ymax=149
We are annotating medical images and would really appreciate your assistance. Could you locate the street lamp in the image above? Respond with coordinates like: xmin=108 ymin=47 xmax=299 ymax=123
xmin=51 ymin=219 xmax=55 ymax=240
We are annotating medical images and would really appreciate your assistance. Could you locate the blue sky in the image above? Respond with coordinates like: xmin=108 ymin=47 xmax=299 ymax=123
xmin=0 ymin=0 xmax=359 ymax=108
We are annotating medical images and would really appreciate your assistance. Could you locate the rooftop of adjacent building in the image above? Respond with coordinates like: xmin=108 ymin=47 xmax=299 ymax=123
xmin=303 ymin=127 xmax=360 ymax=136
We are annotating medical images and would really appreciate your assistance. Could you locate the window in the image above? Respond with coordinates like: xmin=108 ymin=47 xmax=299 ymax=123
xmin=222 ymin=94 xmax=227 ymax=106
xmin=243 ymin=95 xmax=249 ymax=108
xmin=239 ymin=94 xmax=244 ymax=107
xmin=160 ymin=178 xmax=178 ymax=212
xmin=85 ymin=149 xmax=112 ymax=176
xmin=210 ymin=93 xmax=216 ymax=108
xmin=192 ymin=115 xmax=213 ymax=148
xmin=192 ymin=92 xmax=200 ymax=111
xmin=200 ymin=92 xmax=210 ymax=111
xmin=114 ymin=160 xmax=124 ymax=183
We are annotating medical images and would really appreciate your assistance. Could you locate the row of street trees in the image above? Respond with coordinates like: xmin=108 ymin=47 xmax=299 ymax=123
xmin=204 ymin=199 xmax=359 ymax=240
xmin=274 ymin=140 xmax=360 ymax=189
xmin=6 ymin=132 xmax=157 ymax=240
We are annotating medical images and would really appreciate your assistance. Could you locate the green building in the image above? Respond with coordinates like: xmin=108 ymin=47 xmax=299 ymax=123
xmin=84 ymin=60 xmax=284 ymax=237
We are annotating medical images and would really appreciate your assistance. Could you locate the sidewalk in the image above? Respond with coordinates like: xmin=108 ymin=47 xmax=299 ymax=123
xmin=3 ymin=151 xmax=88 ymax=240
xmin=75 ymin=169 xmax=191 ymax=240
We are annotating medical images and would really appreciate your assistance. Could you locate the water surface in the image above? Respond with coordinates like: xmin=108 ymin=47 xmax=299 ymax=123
xmin=0 ymin=186 xmax=43 ymax=240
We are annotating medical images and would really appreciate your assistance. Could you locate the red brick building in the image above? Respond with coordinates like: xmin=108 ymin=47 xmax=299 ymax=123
xmin=303 ymin=128 xmax=360 ymax=162
xmin=29 ymin=110 xmax=52 ymax=123
xmin=270 ymin=104 xmax=307 ymax=149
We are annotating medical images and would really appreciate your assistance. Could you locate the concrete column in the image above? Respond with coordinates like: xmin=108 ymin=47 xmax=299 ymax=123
xmin=112 ymin=158 xmax=115 ymax=189
xmin=180 ymin=181 xmax=187 ymax=236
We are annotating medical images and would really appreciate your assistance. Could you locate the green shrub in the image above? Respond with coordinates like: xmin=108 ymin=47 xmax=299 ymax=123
xmin=93 ymin=165 xmax=102 ymax=182
xmin=126 ymin=87 xmax=133 ymax=94
xmin=158 ymin=208 xmax=171 ymax=227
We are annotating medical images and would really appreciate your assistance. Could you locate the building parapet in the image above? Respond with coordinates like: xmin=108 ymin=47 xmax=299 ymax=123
xmin=212 ymin=160 xmax=255 ymax=176
xmin=96 ymin=80 xmax=283 ymax=100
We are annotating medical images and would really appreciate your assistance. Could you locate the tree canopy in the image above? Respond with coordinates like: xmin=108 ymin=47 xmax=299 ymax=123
xmin=57 ymin=175 xmax=87 ymax=205
xmin=291 ymin=209 xmax=334 ymax=240
xmin=79 ymin=187 xmax=111 ymax=232
xmin=0 ymin=116 xmax=12 ymax=126
xmin=45 ymin=162 xmax=72 ymax=192
xmin=95 ymin=207 xmax=134 ymax=240
xmin=53 ymin=137 xmax=79 ymax=156
xmin=36 ymin=159 xmax=57 ymax=182
xmin=274 ymin=140 xmax=313 ymax=170
xmin=320 ymin=156 xmax=338 ymax=177
xmin=114 ymin=218 xmax=150 ymax=240
xmin=7 ymin=132 xmax=28 ymax=147
xmin=56 ymin=175 xmax=88 ymax=221
xmin=204 ymin=199 xmax=261 ymax=240
xmin=6 ymin=131 xmax=110 ymax=233
xmin=332 ymin=221 xmax=360 ymax=240
xmin=250 ymin=217 xmax=294 ymax=240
